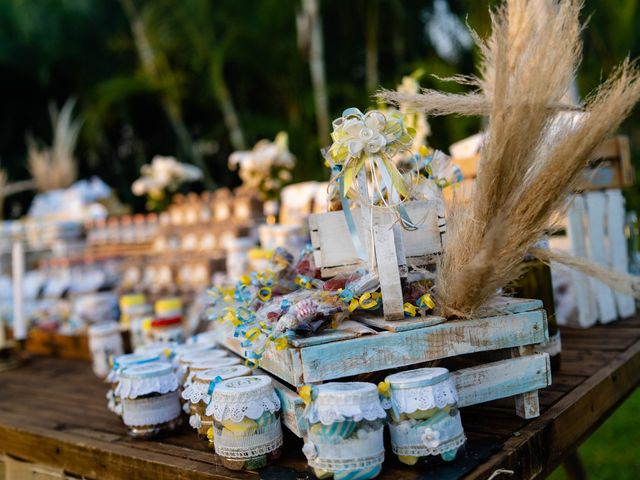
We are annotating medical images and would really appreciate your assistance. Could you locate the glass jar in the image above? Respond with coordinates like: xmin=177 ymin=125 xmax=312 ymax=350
xmin=119 ymin=294 xmax=152 ymax=350
xmin=302 ymin=382 xmax=386 ymax=480
xmin=183 ymin=364 xmax=252 ymax=443
xmin=175 ymin=348 xmax=229 ymax=383
xmin=117 ymin=362 xmax=181 ymax=438
xmin=183 ymin=356 xmax=242 ymax=388
xmin=210 ymin=375 xmax=283 ymax=470
xmin=88 ymin=322 xmax=124 ymax=379
xmin=107 ymin=353 xmax=161 ymax=416
xmin=383 ymin=367 xmax=466 ymax=467
xmin=149 ymin=317 xmax=184 ymax=344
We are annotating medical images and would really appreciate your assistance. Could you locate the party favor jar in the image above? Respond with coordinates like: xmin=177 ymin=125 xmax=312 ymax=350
xmin=176 ymin=349 xmax=229 ymax=383
xmin=382 ymin=367 xmax=466 ymax=467
xmin=210 ymin=375 xmax=283 ymax=470
xmin=183 ymin=364 xmax=252 ymax=442
xmin=302 ymin=382 xmax=386 ymax=480
xmin=107 ymin=353 xmax=161 ymax=415
xmin=117 ymin=362 xmax=182 ymax=438
xmin=88 ymin=322 xmax=124 ymax=378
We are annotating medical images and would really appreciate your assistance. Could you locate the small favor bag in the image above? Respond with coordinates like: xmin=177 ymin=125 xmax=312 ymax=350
xmin=301 ymin=382 xmax=387 ymax=480
xmin=117 ymin=362 xmax=182 ymax=438
xmin=210 ymin=375 xmax=283 ymax=470
xmin=382 ymin=367 xmax=466 ymax=466
xmin=183 ymin=364 xmax=252 ymax=443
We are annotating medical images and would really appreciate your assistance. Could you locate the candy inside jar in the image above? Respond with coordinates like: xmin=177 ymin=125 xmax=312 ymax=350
xmin=301 ymin=382 xmax=387 ymax=480
xmin=382 ymin=367 xmax=466 ymax=467
xmin=182 ymin=364 xmax=252 ymax=443
xmin=209 ymin=375 xmax=283 ymax=470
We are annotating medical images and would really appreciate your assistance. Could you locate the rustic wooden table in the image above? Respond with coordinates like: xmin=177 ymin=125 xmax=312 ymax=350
xmin=1 ymin=315 xmax=639 ymax=480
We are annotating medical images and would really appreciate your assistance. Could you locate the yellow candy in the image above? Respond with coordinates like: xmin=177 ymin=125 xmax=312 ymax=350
xmin=407 ymin=408 xmax=437 ymax=420
xmin=313 ymin=468 xmax=333 ymax=479
xmin=398 ymin=455 xmax=419 ymax=466
xmin=221 ymin=418 xmax=257 ymax=436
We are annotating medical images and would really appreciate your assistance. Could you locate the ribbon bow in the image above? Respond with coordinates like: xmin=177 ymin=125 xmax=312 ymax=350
xmin=207 ymin=375 xmax=224 ymax=395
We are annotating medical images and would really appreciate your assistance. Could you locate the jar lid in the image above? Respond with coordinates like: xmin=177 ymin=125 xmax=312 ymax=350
xmin=121 ymin=361 xmax=173 ymax=380
xmin=108 ymin=353 xmax=161 ymax=383
xmin=88 ymin=322 xmax=120 ymax=337
xmin=119 ymin=294 xmax=146 ymax=309
xmin=385 ymin=367 xmax=450 ymax=389
xmin=210 ymin=375 xmax=281 ymax=422
xmin=384 ymin=367 xmax=458 ymax=414
xmin=305 ymin=382 xmax=387 ymax=425
xmin=179 ymin=349 xmax=228 ymax=365
xmin=197 ymin=365 xmax=252 ymax=383
xmin=174 ymin=342 xmax=214 ymax=358
xmin=116 ymin=361 xmax=179 ymax=399
xmin=151 ymin=316 xmax=182 ymax=328
xmin=155 ymin=297 xmax=182 ymax=314
xmin=189 ymin=356 xmax=241 ymax=372
xmin=135 ymin=341 xmax=178 ymax=358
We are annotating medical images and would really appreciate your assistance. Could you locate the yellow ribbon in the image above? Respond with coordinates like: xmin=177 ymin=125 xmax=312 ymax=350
xmin=257 ymin=287 xmax=272 ymax=302
xmin=404 ymin=302 xmax=418 ymax=317
xmin=417 ymin=293 xmax=436 ymax=310
xmin=273 ymin=336 xmax=288 ymax=351
xmin=377 ymin=380 xmax=391 ymax=397
xmin=245 ymin=327 xmax=261 ymax=343
xmin=299 ymin=385 xmax=313 ymax=405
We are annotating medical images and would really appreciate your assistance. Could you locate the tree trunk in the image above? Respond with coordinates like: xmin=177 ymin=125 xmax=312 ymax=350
xmin=366 ymin=1 xmax=380 ymax=94
xmin=210 ymin=55 xmax=246 ymax=151
xmin=302 ymin=0 xmax=330 ymax=147
xmin=119 ymin=0 xmax=213 ymax=187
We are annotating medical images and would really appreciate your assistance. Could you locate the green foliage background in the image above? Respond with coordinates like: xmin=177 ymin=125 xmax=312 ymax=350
xmin=0 ymin=0 xmax=639 ymax=215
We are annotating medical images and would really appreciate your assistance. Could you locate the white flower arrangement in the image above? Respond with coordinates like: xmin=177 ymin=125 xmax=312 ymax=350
xmin=131 ymin=156 xmax=203 ymax=211
xmin=229 ymin=132 xmax=295 ymax=201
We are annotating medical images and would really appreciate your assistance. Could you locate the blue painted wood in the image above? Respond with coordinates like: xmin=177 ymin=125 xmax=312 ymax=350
xmin=297 ymin=310 xmax=546 ymax=384
xmin=289 ymin=330 xmax=360 ymax=348
xmin=358 ymin=313 xmax=446 ymax=332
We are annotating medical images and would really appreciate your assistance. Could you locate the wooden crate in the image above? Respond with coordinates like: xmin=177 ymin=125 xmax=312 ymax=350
xmin=214 ymin=297 xmax=551 ymax=436
xmin=551 ymin=189 xmax=636 ymax=327
xmin=309 ymin=199 xmax=446 ymax=320
xmin=24 ymin=328 xmax=91 ymax=361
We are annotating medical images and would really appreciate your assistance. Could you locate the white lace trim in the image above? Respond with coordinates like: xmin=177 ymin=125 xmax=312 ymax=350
xmin=209 ymin=389 xmax=281 ymax=421
xmin=122 ymin=392 xmax=181 ymax=427
xmin=115 ymin=371 xmax=179 ymax=399
xmin=214 ymin=421 xmax=283 ymax=458
xmin=388 ymin=377 xmax=458 ymax=414
xmin=305 ymin=426 xmax=385 ymax=471
xmin=182 ymin=382 xmax=211 ymax=405
xmin=389 ymin=410 xmax=465 ymax=456
xmin=306 ymin=401 xmax=386 ymax=425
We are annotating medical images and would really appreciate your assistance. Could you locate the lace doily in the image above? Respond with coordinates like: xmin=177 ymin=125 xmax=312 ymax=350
xmin=305 ymin=382 xmax=387 ymax=425
xmin=183 ymin=357 xmax=242 ymax=386
xmin=386 ymin=368 xmax=458 ymax=414
xmin=389 ymin=410 xmax=465 ymax=456
xmin=122 ymin=392 xmax=181 ymax=427
xmin=106 ymin=353 xmax=161 ymax=383
xmin=209 ymin=376 xmax=281 ymax=422
xmin=214 ymin=421 xmax=283 ymax=458
xmin=181 ymin=381 xmax=211 ymax=405
xmin=305 ymin=426 xmax=385 ymax=471
xmin=116 ymin=362 xmax=179 ymax=399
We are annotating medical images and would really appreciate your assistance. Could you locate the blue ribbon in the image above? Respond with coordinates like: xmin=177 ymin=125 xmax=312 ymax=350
xmin=337 ymin=168 xmax=368 ymax=262
xmin=207 ymin=376 xmax=223 ymax=395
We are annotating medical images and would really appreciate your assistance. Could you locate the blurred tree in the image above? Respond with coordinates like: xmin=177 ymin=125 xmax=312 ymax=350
xmin=0 ymin=0 xmax=638 ymax=216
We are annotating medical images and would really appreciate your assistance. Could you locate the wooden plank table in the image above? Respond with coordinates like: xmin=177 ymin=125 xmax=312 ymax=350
xmin=1 ymin=315 xmax=639 ymax=480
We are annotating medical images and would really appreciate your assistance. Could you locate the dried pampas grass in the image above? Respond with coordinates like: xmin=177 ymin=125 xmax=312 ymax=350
xmin=378 ymin=0 xmax=640 ymax=318
xmin=28 ymin=98 xmax=81 ymax=192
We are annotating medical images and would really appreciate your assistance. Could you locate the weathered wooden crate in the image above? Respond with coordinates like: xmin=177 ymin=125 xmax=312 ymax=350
xmin=214 ymin=297 xmax=551 ymax=436
xmin=551 ymin=189 xmax=636 ymax=327
xmin=309 ymin=199 xmax=446 ymax=320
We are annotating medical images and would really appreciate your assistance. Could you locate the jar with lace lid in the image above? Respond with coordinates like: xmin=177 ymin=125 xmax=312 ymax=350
xmin=106 ymin=353 xmax=161 ymax=416
xmin=134 ymin=341 xmax=178 ymax=361
xmin=210 ymin=375 xmax=283 ymax=470
xmin=183 ymin=364 xmax=252 ymax=443
xmin=117 ymin=361 xmax=182 ymax=438
xmin=301 ymin=382 xmax=387 ymax=480
xmin=175 ymin=348 xmax=229 ymax=382
xmin=88 ymin=322 xmax=123 ymax=379
xmin=382 ymin=367 xmax=466 ymax=467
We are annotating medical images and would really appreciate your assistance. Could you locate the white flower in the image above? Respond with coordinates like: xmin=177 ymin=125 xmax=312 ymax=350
xmin=421 ymin=427 xmax=441 ymax=449
xmin=189 ymin=413 xmax=202 ymax=429
xmin=131 ymin=155 xmax=203 ymax=196
xmin=302 ymin=441 xmax=318 ymax=460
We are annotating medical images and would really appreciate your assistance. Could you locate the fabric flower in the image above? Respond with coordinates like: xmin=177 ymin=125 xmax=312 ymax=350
xmin=189 ymin=414 xmax=202 ymax=429
xmin=421 ymin=427 xmax=441 ymax=449
xmin=302 ymin=441 xmax=318 ymax=461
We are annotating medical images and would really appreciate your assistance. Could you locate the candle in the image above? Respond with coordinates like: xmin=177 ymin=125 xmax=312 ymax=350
xmin=12 ymin=240 xmax=26 ymax=341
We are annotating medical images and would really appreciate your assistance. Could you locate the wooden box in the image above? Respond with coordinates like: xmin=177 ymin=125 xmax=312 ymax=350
xmin=214 ymin=297 xmax=552 ymax=436
xmin=24 ymin=328 xmax=91 ymax=361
